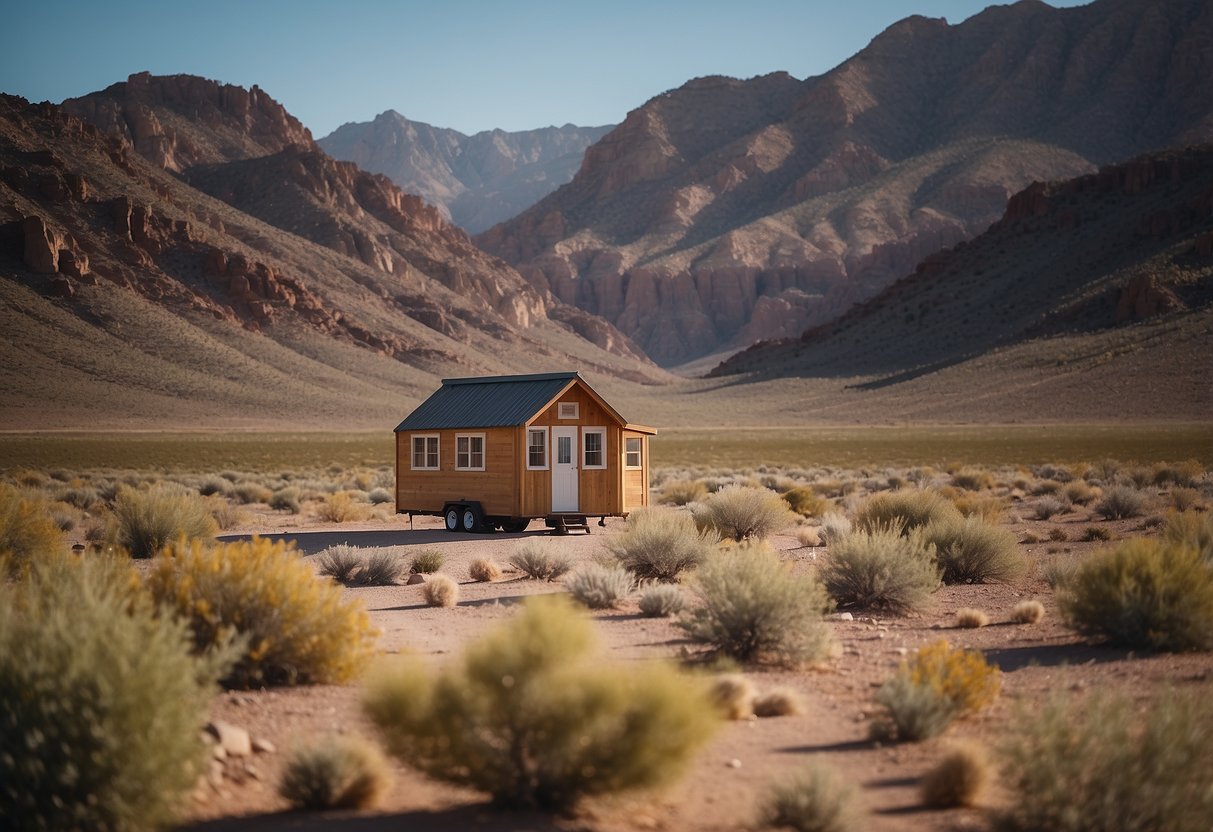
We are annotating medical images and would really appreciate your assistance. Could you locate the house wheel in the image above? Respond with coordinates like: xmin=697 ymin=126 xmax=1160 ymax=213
xmin=501 ymin=519 xmax=529 ymax=533
xmin=444 ymin=506 xmax=460 ymax=532
xmin=460 ymin=506 xmax=482 ymax=533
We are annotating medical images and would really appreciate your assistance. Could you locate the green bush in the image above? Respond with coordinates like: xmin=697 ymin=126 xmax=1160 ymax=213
xmin=638 ymin=583 xmax=686 ymax=617
xmin=145 ymin=537 xmax=378 ymax=686
xmin=567 ymin=563 xmax=633 ymax=609
xmin=993 ymin=691 xmax=1213 ymax=832
xmin=509 ymin=539 xmax=572 ymax=580
xmin=820 ymin=527 xmax=939 ymax=614
xmin=364 ymin=596 xmax=718 ymax=810
xmin=1058 ymin=538 xmax=1213 ymax=651
xmin=923 ymin=515 xmax=1027 ymax=584
xmin=693 ymin=485 xmax=797 ymax=542
xmin=679 ymin=544 xmax=833 ymax=665
xmin=0 ymin=484 xmax=61 ymax=575
xmin=409 ymin=548 xmax=445 ymax=574
xmin=110 ymin=485 xmax=217 ymax=558
xmin=606 ymin=507 xmax=715 ymax=581
xmin=761 ymin=763 xmax=860 ymax=832
xmin=854 ymin=490 xmax=961 ymax=534
xmin=1094 ymin=485 xmax=1148 ymax=520
xmin=278 ymin=735 xmax=389 ymax=811
xmin=0 ymin=556 xmax=227 ymax=831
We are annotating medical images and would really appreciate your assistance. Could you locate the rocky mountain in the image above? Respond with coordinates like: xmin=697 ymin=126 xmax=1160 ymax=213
xmin=0 ymin=88 xmax=662 ymax=430
xmin=709 ymin=144 xmax=1213 ymax=417
xmin=318 ymin=112 xmax=613 ymax=233
xmin=478 ymin=0 xmax=1213 ymax=365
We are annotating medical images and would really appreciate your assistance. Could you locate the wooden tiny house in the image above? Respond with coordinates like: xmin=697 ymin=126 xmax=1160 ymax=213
xmin=394 ymin=372 xmax=655 ymax=533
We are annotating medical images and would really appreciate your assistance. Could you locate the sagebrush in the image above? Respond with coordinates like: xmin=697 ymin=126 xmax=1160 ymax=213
xmin=820 ymin=526 xmax=939 ymax=614
xmin=855 ymin=490 xmax=961 ymax=534
xmin=567 ymin=563 xmax=633 ymax=609
xmin=693 ymin=485 xmax=797 ymax=542
xmin=923 ymin=515 xmax=1026 ymax=584
xmin=606 ymin=507 xmax=715 ymax=581
xmin=509 ymin=539 xmax=572 ymax=580
xmin=110 ymin=485 xmax=216 ymax=558
xmin=278 ymin=736 xmax=390 ymax=811
xmin=762 ymin=763 xmax=860 ymax=832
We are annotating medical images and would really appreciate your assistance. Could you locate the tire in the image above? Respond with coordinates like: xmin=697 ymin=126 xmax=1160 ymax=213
xmin=460 ymin=506 xmax=481 ymax=533
xmin=501 ymin=519 xmax=529 ymax=533
xmin=444 ymin=506 xmax=460 ymax=532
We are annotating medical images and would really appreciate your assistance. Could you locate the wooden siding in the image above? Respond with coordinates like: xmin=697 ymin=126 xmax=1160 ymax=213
xmin=622 ymin=431 xmax=649 ymax=511
xmin=396 ymin=427 xmax=517 ymax=516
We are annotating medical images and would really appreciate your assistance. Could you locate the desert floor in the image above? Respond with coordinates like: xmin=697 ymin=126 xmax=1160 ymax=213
xmin=176 ymin=505 xmax=1212 ymax=832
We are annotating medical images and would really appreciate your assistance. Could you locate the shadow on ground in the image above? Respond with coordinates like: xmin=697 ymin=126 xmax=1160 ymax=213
xmin=217 ymin=529 xmax=548 ymax=556
xmin=181 ymin=804 xmax=562 ymax=832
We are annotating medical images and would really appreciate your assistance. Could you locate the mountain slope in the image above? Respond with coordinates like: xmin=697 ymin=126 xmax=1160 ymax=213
xmin=708 ymin=144 xmax=1213 ymax=417
xmin=478 ymin=0 xmax=1213 ymax=365
xmin=0 ymin=93 xmax=663 ymax=430
xmin=318 ymin=111 xmax=612 ymax=233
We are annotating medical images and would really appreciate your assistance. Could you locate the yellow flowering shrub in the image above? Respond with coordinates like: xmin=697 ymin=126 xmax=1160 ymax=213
xmin=144 ymin=536 xmax=378 ymax=687
xmin=907 ymin=639 xmax=1000 ymax=714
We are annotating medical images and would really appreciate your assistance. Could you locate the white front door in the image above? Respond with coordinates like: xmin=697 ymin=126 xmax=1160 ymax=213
xmin=551 ymin=426 xmax=579 ymax=512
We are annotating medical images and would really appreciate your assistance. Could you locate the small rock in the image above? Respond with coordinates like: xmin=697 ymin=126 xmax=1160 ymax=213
xmin=406 ymin=573 xmax=426 ymax=585
xmin=727 ymin=758 xmax=742 ymax=769
xmin=836 ymin=612 xmax=854 ymax=621
xmin=206 ymin=720 xmax=251 ymax=757
xmin=251 ymin=737 xmax=275 ymax=754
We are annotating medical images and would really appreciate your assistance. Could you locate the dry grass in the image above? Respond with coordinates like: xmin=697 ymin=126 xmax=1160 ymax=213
xmin=709 ymin=673 xmax=756 ymax=720
xmin=278 ymin=736 xmax=390 ymax=811
xmin=753 ymin=687 xmax=805 ymax=718
xmin=468 ymin=557 xmax=502 ymax=582
xmin=1010 ymin=600 xmax=1045 ymax=624
xmin=920 ymin=742 xmax=991 ymax=808
xmin=956 ymin=608 xmax=990 ymax=628
xmin=422 ymin=574 xmax=459 ymax=607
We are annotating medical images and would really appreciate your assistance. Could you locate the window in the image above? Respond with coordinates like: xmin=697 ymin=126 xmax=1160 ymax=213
xmin=411 ymin=434 xmax=439 ymax=470
xmin=527 ymin=428 xmax=547 ymax=469
xmin=583 ymin=428 xmax=606 ymax=469
xmin=558 ymin=402 xmax=579 ymax=419
xmin=625 ymin=437 xmax=643 ymax=469
xmin=455 ymin=434 xmax=485 ymax=471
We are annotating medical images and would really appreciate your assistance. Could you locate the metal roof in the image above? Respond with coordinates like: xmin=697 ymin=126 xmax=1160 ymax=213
xmin=394 ymin=372 xmax=581 ymax=431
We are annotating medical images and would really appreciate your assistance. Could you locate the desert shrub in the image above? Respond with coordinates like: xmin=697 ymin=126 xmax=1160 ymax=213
xmin=509 ymin=539 xmax=572 ymax=580
xmin=923 ymin=515 xmax=1027 ymax=584
xmin=1063 ymin=480 xmax=1097 ymax=505
xmin=952 ymin=494 xmax=1005 ymax=523
xmin=1152 ymin=459 xmax=1205 ymax=488
xmin=658 ymin=479 xmax=708 ymax=506
xmin=1047 ymin=527 xmax=1068 ymax=542
xmin=110 ymin=485 xmax=217 ymax=558
xmin=364 ymin=596 xmax=718 ymax=810
xmin=1091 ymin=458 xmax=1121 ymax=482
xmin=409 ymin=549 xmax=444 ymax=574
xmin=795 ymin=526 xmax=822 ymax=547
xmin=920 ymin=742 xmax=991 ymax=808
xmin=58 ymin=485 xmax=100 ymax=510
xmin=359 ymin=551 xmax=405 ymax=586
xmin=315 ymin=491 xmax=372 ymax=523
xmin=956 ymin=608 xmax=990 ymax=628
xmin=754 ymin=686 xmax=805 ymax=717
xmin=197 ymin=476 xmax=231 ymax=497
xmin=422 ymin=574 xmax=459 ymax=607
xmin=270 ymin=486 xmax=301 ymax=514
xmin=994 ymin=691 xmax=1213 ymax=832
xmin=820 ymin=526 xmax=939 ymax=614
xmin=367 ymin=487 xmax=393 ymax=505
xmin=317 ymin=544 xmax=363 ymax=584
xmin=1020 ymin=531 xmax=1040 ymax=543
xmin=206 ymin=496 xmax=245 ymax=531
xmin=951 ymin=468 xmax=995 ymax=491
xmin=638 ymin=583 xmax=685 ymax=617
xmin=50 ymin=507 xmax=75 ymax=532
xmin=468 ymin=557 xmax=502 ymax=582
xmin=1165 ymin=510 xmax=1213 ymax=564
xmin=783 ymin=486 xmax=832 ymax=518
xmin=679 ymin=544 xmax=833 ymax=665
xmin=1032 ymin=496 xmax=1068 ymax=520
xmin=818 ymin=512 xmax=852 ymax=544
xmin=693 ymin=485 xmax=798 ymax=542
xmin=1058 ymin=538 xmax=1213 ymax=651
xmin=855 ymin=490 xmax=961 ymax=534
xmin=871 ymin=641 xmax=999 ymax=742
xmin=0 ymin=556 xmax=227 ymax=831
xmin=1094 ymin=485 xmax=1148 ymax=520
xmin=1031 ymin=478 xmax=1064 ymax=495
xmin=231 ymin=481 xmax=272 ymax=505
xmin=145 ymin=537 xmax=378 ymax=686
xmin=709 ymin=673 xmax=755 ymax=720
xmin=0 ymin=485 xmax=61 ymax=575
xmin=761 ymin=763 xmax=859 ymax=832
xmin=567 ymin=563 xmax=633 ymax=609
xmin=1170 ymin=486 xmax=1201 ymax=512
xmin=1081 ymin=525 xmax=1112 ymax=542
xmin=1010 ymin=600 xmax=1045 ymax=624
xmin=278 ymin=735 xmax=389 ymax=811
xmin=606 ymin=507 xmax=715 ymax=581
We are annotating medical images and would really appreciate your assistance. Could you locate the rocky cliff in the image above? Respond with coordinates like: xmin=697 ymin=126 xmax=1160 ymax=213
xmin=478 ymin=0 xmax=1213 ymax=365
xmin=318 ymin=111 xmax=613 ymax=233
xmin=710 ymin=144 xmax=1213 ymax=387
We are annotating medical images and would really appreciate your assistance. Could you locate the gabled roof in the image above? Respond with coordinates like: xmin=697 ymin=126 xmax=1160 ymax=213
xmin=395 ymin=372 xmax=586 ymax=432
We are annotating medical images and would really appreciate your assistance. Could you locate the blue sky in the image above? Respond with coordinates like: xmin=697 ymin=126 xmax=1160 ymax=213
xmin=3 ymin=0 xmax=1089 ymax=137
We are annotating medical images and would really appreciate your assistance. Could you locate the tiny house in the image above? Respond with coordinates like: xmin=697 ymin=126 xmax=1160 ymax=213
xmin=394 ymin=372 xmax=655 ymax=533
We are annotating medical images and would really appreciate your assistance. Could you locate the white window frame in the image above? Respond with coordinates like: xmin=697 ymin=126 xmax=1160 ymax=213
xmin=410 ymin=434 xmax=440 ymax=471
xmin=625 ymin=436 xmax=643 ymax=469
xmin=526 ymin=427 xmax=548 ymax=470
xmin=582 ymin=427 xmax=607 ymax=470
xmin=455 ymin=433 xmax=485 ymax=471
xmin=558 ymin=402 xmax=579 ymax=419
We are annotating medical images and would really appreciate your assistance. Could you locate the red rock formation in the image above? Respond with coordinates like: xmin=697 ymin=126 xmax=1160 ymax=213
xmin=1115 ymin=274 xmax=1185 ymax=322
